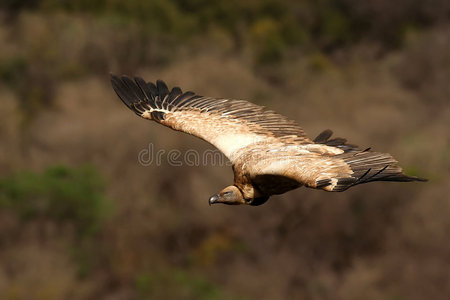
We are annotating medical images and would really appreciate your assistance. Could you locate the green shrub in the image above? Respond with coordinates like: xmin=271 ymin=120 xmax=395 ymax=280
xmin=250 ymin=18 xmax=286 ymax=64
xmin=0 ymin=55 xmax=27 ymax=88
xmin=3 ymin=0 xmax=450 ymax=55
xmin=135 ymin=269 xmax=241 ymax=300
xmin=0 ymin=165 xmax=112 ymax=237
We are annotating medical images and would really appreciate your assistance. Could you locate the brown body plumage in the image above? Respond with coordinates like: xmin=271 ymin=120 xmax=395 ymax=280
xmin=111 ymin=75 xmax=426 ymax=206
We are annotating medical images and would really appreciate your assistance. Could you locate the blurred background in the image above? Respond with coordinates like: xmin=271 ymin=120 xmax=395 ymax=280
xmin=0 ymin=1 xmax=449 ymax=299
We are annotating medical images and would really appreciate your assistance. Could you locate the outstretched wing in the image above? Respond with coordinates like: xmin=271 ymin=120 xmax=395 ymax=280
xmin=248 ymin=130 xmax=426 ymax=193
xmin=111 ymin=75 xmax=312 ymax=161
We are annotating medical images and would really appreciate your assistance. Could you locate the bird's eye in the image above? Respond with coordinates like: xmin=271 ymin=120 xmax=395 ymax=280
xmin=223 ymin=191 xmax=232 ymax=196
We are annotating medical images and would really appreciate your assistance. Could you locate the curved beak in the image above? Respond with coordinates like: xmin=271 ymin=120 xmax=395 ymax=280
xmin=209 ymin=194 xmax=220 ymax=206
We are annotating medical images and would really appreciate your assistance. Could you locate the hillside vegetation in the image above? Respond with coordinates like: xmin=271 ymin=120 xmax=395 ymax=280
xmin=0 ymin=1 xmax=449 ymax=299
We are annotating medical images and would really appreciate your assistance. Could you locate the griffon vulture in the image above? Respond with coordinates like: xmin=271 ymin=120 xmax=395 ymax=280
xmin=111 ymin=75 xmax=426 ymax=206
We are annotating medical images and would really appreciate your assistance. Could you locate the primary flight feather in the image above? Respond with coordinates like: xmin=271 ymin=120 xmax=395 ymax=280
xmin=111 ymin=74 xmax=426 ymax=206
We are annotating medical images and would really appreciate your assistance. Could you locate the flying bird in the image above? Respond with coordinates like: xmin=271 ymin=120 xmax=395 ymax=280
xmin=111 ymin=75 xmax=426 ymax=206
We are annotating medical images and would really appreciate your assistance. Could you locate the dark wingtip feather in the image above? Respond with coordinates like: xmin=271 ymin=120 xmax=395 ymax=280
xmin=168 ymin=87 xmax=182 ymax=102
xmin=314 ymin=129 xmax=360 ymax=152
xmin=110 ymin=74 xmax=138 ymax=109
xmin=156 ymin=80 xmax=169 ymax=100
xmin=390 ymin=174 xmax=428 ymax=182
xmin=147 ymin=82 xmax=158 ymax=97
xmin=326 ymin=138 xmax=348 ymax=146
xmin=111 ymin=75 xmax=187 ymax=120
xmin=314 ymin=129 xmax=333 ymax=143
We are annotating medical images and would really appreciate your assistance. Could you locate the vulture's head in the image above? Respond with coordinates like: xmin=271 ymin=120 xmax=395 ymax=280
xmin=209 ymin=186 xmax=269 ymax=206
xmin=209 ymin=186 xmax=245 ymax=205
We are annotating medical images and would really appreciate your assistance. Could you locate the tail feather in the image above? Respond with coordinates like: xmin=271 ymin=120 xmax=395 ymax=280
xmin=313 ymin=130 xmax=426 ymax=192
xmin=330 ymin=151 xmax=426 ymax=192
